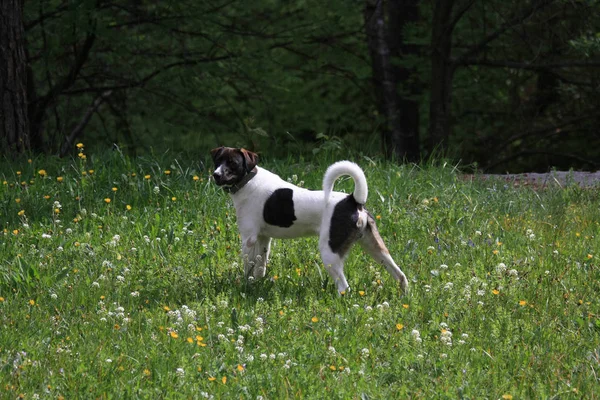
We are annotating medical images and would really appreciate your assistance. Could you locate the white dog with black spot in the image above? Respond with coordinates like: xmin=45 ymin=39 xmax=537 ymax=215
xmin=211 ymin=146 xmax=408 ymax=294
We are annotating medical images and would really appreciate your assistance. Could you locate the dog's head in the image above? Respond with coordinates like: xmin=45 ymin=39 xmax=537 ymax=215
xmin=210 ymin=147 xmax=259 ymax=188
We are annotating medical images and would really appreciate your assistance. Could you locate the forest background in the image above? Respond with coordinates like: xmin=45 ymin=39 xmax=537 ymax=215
xmin=2 ymin=0 xmax=600 ymax=172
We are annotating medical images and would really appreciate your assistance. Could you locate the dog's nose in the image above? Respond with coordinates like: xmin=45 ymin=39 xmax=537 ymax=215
xmin=212 ymin=171 xmax=221 ymax=182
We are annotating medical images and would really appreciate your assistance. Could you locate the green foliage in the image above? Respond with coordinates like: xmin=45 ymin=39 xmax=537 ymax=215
xmin=1 ymin=150 xmax=599 ymax=398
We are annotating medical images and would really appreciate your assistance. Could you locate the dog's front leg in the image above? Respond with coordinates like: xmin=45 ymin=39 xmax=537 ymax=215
xmin=242 ymin=235 xmax=272 ymax=280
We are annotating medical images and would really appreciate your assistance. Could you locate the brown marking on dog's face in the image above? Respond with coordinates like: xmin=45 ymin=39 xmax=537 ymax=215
xmin=211 ymin=147 xmax=259 ymax=187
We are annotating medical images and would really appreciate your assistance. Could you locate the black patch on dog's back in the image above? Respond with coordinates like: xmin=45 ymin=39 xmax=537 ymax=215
xmin=263 ymin=188 xmax=297 ymax=228
xmin=329 ymin=195 xmax=362 ymax=255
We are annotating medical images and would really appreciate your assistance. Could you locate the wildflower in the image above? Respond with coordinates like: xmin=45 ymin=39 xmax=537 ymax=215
xmin=170 ymin=331 xmax=179 ymax=339
xmin=311 ymin=316 xmax=319 ymax=323
xmin=519 ymin=300 xmax=527 ymax=306
xmin=358 ymin=290 xmax=365 ymax=296
xmin=38 ymin=170 xmax=47 ymax=177
xmin=153 ymin=186 xmax=160 ymax=194
xmin=165 ymin=170 xmax=171 ymax=175
xmin=176 ymin=368 xmax=185 ymax=378
xmin=496 ymin=263 xmax=507 ymax=274
xmin=126 ymin=205 xmax=132 ymax=211
xmin=440 ymin=264 xmax=448 ymax=270
xmin=76 ymin=143 xmax=84 ymax=149
xmin=145 ymin=174 xmax=151 ymax=179
xmin=396 ymin=323 xmax=404 ymax=331
xmin=106 ymin=359 xmax=113 ymax=363
xmin=361 ymin=348 xmax=370 ymax=357
xmin=112 ymin=187 xmax=118 ymax=192
xmin=492 ymin=289 xmax=500 ymax=295
xmin=18 ymin=210 xmax=25 ymax=217
xmin=143 ymin=369 xmax=151 ymax=377
xmin=193 ymin=175 xmax=200 ymax=181
xmin=104 ymin=198 xmax=111 ymax=204
xmin=402 ymin=304 xmax=409 ymax=309
xmin=29 ymin=299 xmax=35 ymax=306
xmin=221 ymin=376 xmax=227 ymax=384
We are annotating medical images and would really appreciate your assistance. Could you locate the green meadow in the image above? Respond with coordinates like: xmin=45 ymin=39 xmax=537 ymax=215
xmin=1 ymin=147 xmax=599 ymax=399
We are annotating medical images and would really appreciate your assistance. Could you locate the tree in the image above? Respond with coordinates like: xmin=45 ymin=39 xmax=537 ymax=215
xmin=365 ymin=0 xmax=420 ymax=161
xmin=0 ymin=0 xmax=29 ymax=154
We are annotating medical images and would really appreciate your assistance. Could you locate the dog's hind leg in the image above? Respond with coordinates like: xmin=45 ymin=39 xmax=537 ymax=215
xmin=242 ymin=235 xmax=272 ymax=280
xmin=359 ymin=217 xmax=408 ymax=292
xmin=319 ymin=244 xmax=350 ymax=294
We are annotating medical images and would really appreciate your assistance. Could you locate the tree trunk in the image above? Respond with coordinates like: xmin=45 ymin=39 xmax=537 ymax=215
xmin=0 ymin=0 xmax=30 ymax=155
xmin=365 ymin=0 xmax=420 ymax=162
xmin=428 ymin=0 xmax=455 ymax=155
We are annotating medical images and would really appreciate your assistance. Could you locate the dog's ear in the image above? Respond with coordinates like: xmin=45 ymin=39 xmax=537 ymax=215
xmin=239 ymin=148 xmax=258 ymax=172
xmin=210 ymin=147 xmax=224 ymax=162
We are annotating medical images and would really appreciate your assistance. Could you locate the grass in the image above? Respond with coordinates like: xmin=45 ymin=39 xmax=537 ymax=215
xmin=1 ymin=146 xmax=599 ymax=399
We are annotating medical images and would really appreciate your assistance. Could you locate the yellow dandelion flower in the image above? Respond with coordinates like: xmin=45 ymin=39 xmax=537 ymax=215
xmin=587 ymin=254 xmax=593 ymax=259
xmin=126 ymin=205 xmax=132 ymax=211
xmin=492 ymin=249 xmax=499 ymax=255
xmin=237 ymin=364 xmax=244 ymax=372
xmin=492 ymin=289 xmax=500 ymax=295
xmin=163 ymin=306 xmax=170 ymax=311
xmin=502 ymin=395 xmax=513 ymax=400
xmin=88 ymin=169 xmax=94 ymax=175
xmin=112 ymin=187 xmax=118 ymax=192
xmin=104 ymin=198 xmax=111 ymax=204
xmin=74 ymin=241 xmax=80 ymax=247
xmin=193 ymin=175 xmax=200 ymax=181
xmin=38 ymin=169 xmax=47 ymax=177
xmin=221 ymin=376 xmax=227 ymax=384
xmin=519 ymin=300 xmax=527 ymax=306
xmin=44 ymin=195 xmax=50 ymax=199
xmin=196 ymin=335 xmax=204 ymax=342
xmin=171 ymin=197 xmax=176 ymax=202
xmin=76 ymin=143 xmax=84 ymax=149
xmin=170 ymin=331 xmax=179 ymax=339
xmin=16 ymin=171 xmax=21 ymax=175
xmin=13 ymin=229 xmax=19 ymax=235
xmin=131 ymin=172 xmax=136 ymax=177
xmin=114 ymin=324 xmax=120 ymax=330
xmin=29 ymin=299 xmax=35 ymax=306
xmin=396 ymin=323 xmax=404 ymax=330
xmin=56 ymin=176 xmax=63 ymax=183
xmin=329 ymin=365 xmax=337 ymax=371
xmin=187 ymin=337 xmax=194 ymax=344
xmin=208 ymin=377 xmax=216 ymax=382
xmin=143 ymin=369 xmax=151 ymax=377
xmin=0 ymin=297 xmax=4 ymax=302
xmin=18 ymin=210 xmax=25 ymax=216
xmin=15 ymin=198 xmax=21 ymax=203
xmin=164 ymin=170 xmax=171 ymax=175
xmin=358 ymin=290 xmax=365 ymax=296
xmin=402 ymin=304 xmax=409 ymax=309
xmin=145 ymin=175 xmax=151 ymax=180
xmin=311 ymin=316 xmax=319 ymax=323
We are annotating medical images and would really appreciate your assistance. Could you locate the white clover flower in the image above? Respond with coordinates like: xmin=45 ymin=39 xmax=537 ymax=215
xmin=477 ymin=289 xmax=485 ymax=296
xmin=439 ymin=322 xmax=448 ymax=329
xmin=92 ymin=282 xmax=100 ymax=288
xmin=444 ymin=282 xmax=453 ymax=290
xmin=116 ymin=275 xmax=125 ymax=283
xmin=116 ymin=306 xmax=125 ymax=313
xmin=440 ymin=264 xmax=448 ymax=270
xmin=260 ymin=354 xmax=268 ymax=361
xmin=42 ymin=233 xmax=52 ymax=239
xmin=440 ymin=353 xmax=448 ymax=359
xmin=361 ymin=348 xmax=370 ymax=357
xmin=508 ymin=269 xmax=518 ymax=277
xmin=269 ymin=354 xmax=276 ymax=360
xmin=461 ymin=333 xmax=469 ymax=339
xmin=106 ymin=359 xmax=113 ymax=363
xmin=50 ymin=293 xmax=58 ymax=300
xmin=53 ymin=201 xmax=62 ymax=209
xmin=246 ymin=354 xmax=254 ymax=362
xmin=176 ymin=368 xmax=185 ymax=378
xmin=153 ymin=186 xmax=160 ymax=194
xmin=217 ymin=334 xmax=226 ymax=341
xmin=328 ymin=346 xmax=336 ymax=355
xmin=365 ymin=306 xmax=373 ymax=312
xmin=130 ymin=291 xmax=140 ymax=297
xmin=496 ymin=263 xmax=507 ymax=274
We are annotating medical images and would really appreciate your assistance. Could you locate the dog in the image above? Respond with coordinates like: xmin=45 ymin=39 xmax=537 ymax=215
xmin=210 ymin=146 xmax=408 ymax=294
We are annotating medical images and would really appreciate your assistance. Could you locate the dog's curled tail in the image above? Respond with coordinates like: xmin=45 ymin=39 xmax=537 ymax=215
xmin=323 ymin=161 xmax=368 ymax=205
